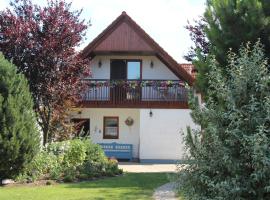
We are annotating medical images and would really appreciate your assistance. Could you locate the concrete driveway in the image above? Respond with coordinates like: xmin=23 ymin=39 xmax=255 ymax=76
xmin=118 ymin=162 xmax=177 ymax=173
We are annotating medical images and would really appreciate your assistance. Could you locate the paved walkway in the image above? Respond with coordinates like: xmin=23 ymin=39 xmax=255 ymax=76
xmin=119 ymin=162 xmax=178 ymax=199
xmin=153 ymin=182 xmax=178 ymax=200
xmin=118 ymin=162 xmax=177 ymax=173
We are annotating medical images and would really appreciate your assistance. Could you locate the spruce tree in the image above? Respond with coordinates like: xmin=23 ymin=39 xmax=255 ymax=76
xmin=186 ymin=0 xmax=270 ymax=96
xmin=205 ymin=0 xmax=270 ymax=68
xmin=177 ymin=42 xmax=270 ymax=199
xmin=0 ymin=54 xmax=40 ymax=180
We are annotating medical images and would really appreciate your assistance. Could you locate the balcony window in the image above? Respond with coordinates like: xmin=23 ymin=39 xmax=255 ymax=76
xmin=103 ymin=117 xmax=119 ymax=139
xmin=127 ymin=61 xmax=141 ymax=79
xmin=111 ymin=59 xmax=141 ymax=80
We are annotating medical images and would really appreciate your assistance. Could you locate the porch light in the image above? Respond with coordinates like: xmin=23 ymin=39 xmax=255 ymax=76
xmin=150 ymin=60 xmax=154 ymax=68
xmin=149 ymin=109 xmax=153 ymax=117
xmin=98 ymin=60 xmax=102 ymax=68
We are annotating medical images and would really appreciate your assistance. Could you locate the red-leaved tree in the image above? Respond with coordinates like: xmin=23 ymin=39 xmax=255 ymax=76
xmin=0 ymin=0 xmax=90 ymax=145
xmin=184 ymin=17 xmax=210 ymax=62
xmin=184 ymin=17 xmax=211 ymax=95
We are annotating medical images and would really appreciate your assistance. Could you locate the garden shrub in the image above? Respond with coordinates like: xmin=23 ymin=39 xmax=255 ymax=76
xmin=177 ymin=42 xmax=270 ymax=199
xmin=17 ymin=139 xmax=121 ymax=182
xmin=84 ymin=141 xmax=108 ymax=163
xmin=47 ymin=139 xmax=87 ymax=171
xmin=16 ymin=151 xmax=61 ymax=182
xmin=105 ymin=158 xmax=123 ymax=176
xmin=81 ymin=160 xmax=109 ymax=178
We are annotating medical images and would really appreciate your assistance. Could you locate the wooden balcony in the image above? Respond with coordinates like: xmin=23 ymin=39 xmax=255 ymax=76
xmin=81 ymin=79 xmax=189 ymax=109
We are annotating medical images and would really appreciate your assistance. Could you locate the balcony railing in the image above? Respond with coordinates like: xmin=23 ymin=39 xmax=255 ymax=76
xmin=81 ymin=79 xmax=188 ymax=108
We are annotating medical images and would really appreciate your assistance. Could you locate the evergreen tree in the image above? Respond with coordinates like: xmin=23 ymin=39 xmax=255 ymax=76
xmin=177 ymin=42 xmax=270 ymax=199
xmin=205 ymin=0 xmax=270 ymax=68
xmin=0 ymin=53 xmax=40 ymax=180
xmin=186 ymin=0 xmax=270 ymax=95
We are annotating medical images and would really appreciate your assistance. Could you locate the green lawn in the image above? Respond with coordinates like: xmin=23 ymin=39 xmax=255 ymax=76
xmin=0 ymin=173 xmax=169 ymax=200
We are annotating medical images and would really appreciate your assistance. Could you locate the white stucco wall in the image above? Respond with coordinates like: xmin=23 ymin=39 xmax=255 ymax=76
xmin=90 ymin=58 xmax=111 ymax=79
xmin=139 ymin=109 xmax=197 ymax=161
xmin=141 ymin=56 xmax=178 ymax=80
xmin=89 ymin=55 xmax=179 ymax=80
xmin=70 ymin=108 xmax=140 ymax=158
xmin=70 ymin=108 xmax=198 ymax=161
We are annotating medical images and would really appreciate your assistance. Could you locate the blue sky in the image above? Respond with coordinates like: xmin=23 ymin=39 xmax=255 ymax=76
xmin=0 ymin=0 xmax=205 ymax=62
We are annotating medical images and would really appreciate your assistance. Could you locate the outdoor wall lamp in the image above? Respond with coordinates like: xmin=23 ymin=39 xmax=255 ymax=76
xmin=150 ymin=60 xmax=154 ymax=68
xmin=149 ymin=109 xmax=153 ymax=117
xmin=98 ymin=60 xmax=102 ymax=68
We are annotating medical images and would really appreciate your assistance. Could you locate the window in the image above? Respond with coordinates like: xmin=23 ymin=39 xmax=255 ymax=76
xmin=71 ymin=118 xmax=90 ymax=137
xmin=110 ymin=60 xmax=141 ymax=80
xmin=103 ymin=117 xmax=119 ymax=139
xmin=127 ymin=61 xmax=141 ymax=79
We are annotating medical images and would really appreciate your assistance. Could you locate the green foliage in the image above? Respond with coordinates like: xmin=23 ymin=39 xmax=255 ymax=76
xmin=105 ymin=158 xmax=123 ymax=176
xmin=15 ymin=151 xmax=61 ymax=182
xmin=192 ymin=50 xmax=212 ymax=96
xmin=17 ymin=139 xmax=121 ymax=182
xmin=50 ymin=140 xmax=87 ymax=168
xmin=205 ymin=0 xmax=270 ymax=67
xmin=84 ymin=141 xmax=108 ymax=163
xmin=0 ymin=53 xmax=40 ymax=180
xmin=189 ymin=0 xmax=270 ymax=96
xmin=177 ymin=43 xmax=270 ymax=199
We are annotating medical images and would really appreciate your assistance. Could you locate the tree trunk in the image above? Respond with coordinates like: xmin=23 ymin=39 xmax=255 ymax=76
xmin=42 ymin=125 xmax=49 ymax=146
xmin=39 ymin=104 xmax=51 ymax=146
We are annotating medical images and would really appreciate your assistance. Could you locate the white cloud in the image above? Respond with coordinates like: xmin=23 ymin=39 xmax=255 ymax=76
xmin=0 ymin=0 xmax=206 ymax=62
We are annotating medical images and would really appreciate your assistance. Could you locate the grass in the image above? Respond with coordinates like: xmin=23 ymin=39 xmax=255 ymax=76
xmin=0 ymin=173 xmax=169 ymax=200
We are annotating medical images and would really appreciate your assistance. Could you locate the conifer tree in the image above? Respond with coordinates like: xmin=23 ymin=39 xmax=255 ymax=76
xmin=0 ymin=54 xmax=40 ymax=180
xmin=186 ymin=0 xmax=270 ymax=95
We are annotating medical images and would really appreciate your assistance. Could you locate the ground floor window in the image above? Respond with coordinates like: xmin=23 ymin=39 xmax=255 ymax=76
xmin=71 ymin=118 xmax=90 ymax=137
xmin=103 ymin=117 xmax=119 ymax=139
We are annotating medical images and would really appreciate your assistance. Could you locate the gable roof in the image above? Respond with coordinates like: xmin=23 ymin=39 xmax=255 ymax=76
xmin=81 ymin=11 xmax=194 ymax=85
xmin=180 ymin=63 xmax=196 ymax=79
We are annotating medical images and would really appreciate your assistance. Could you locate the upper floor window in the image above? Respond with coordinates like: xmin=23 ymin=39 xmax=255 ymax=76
xmin=110 ymin=59 xmax=141 ymax=80
xmin=127 ymin=61 xmax=141 ymax=80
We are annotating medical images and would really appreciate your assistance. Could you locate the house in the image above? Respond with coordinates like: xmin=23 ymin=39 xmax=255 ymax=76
xmin=71 ymin=11 xmax=200 ymax=163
